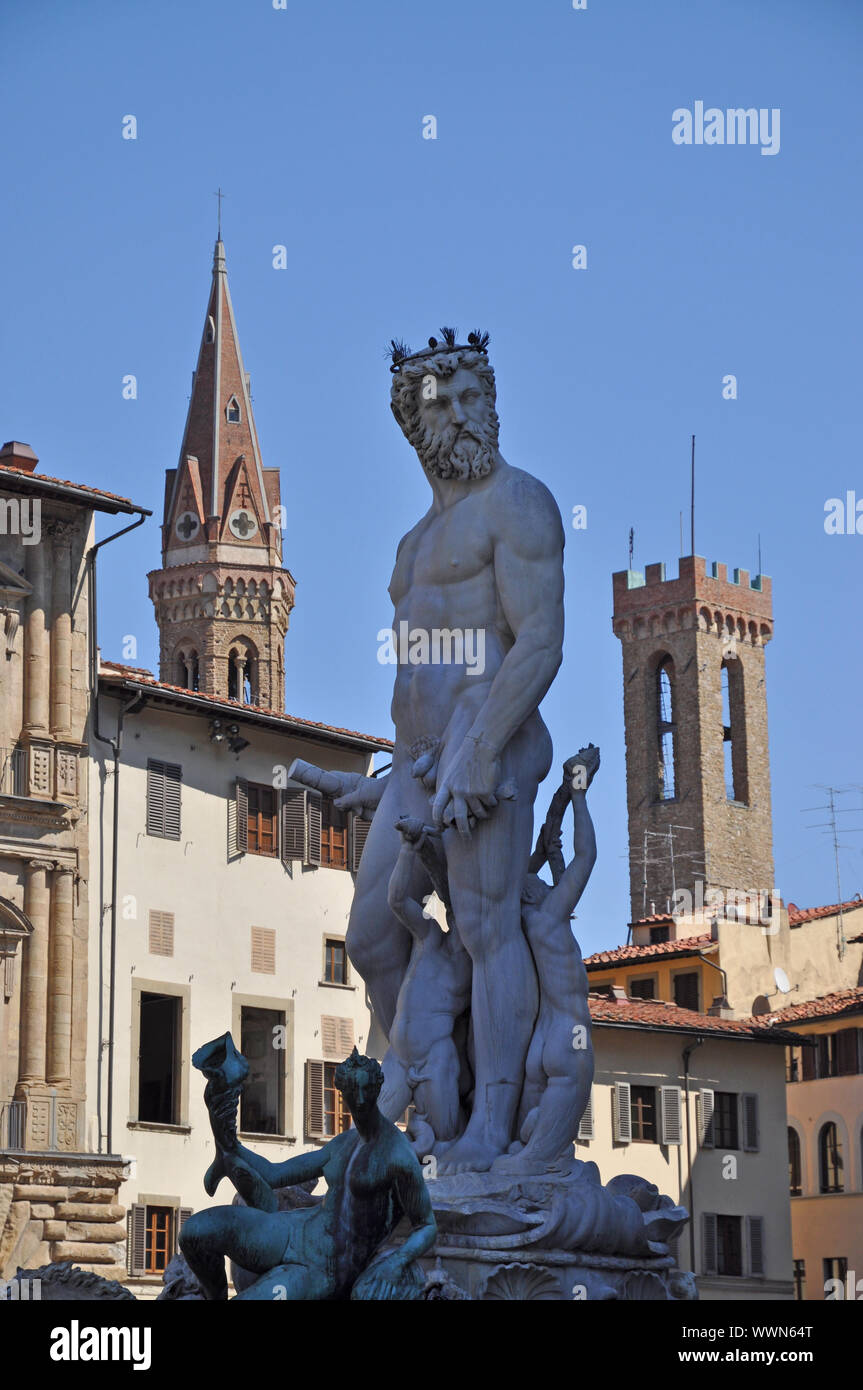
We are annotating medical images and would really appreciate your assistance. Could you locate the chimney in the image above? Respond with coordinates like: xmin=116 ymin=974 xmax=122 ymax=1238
xmin=0 ymin=442 xmax=39 ymax=473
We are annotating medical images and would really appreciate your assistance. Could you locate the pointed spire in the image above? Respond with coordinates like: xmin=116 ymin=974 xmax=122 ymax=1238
xmin=148 ymin=236 xmax=296 ymax=712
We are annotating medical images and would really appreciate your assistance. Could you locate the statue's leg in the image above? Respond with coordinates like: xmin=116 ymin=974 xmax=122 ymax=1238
xmin=436 ymin=717 xmax=550 ymax=1174
xmin=233 ymin=1262 xmax=330 ymax=1301
xmin=179 ymin=1206 xmax=292 ymax=1301
xmin=379 ymin=1044 xmax=412 ymax=1121
xmin=416 ymin=1036 xmax=463 ymax=1143
xmin=345 ymin=770 xmax=428 ymax=1034
xmin=495 ymin=1017 xmax=594 ymax=1173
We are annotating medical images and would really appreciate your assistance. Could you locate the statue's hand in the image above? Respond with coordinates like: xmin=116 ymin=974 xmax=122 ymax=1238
xmin=355 ymin=1251 xmax=409 ymax=1301
xmin=432 ymin=736 xmax=501 ymax=837
xmin=208 ymin=1090 xmax=240 ymax=1153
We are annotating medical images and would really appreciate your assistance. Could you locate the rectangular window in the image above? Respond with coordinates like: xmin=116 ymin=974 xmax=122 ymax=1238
xmin=247 ymin=782 xmax=277 ymax=856
xmin=323 ymin=1062 xmax=352 ymax=1137
xmin=324 ymin=938 xmax=348 ymax=985
xmin=240 ymin=1006 xmax=284 ymax=1135
xmin=716 ymin=1214 xmax=743 ymax=1276
xmin=629 ymin=976 xmax=656 ymax=1000
xmin=146 ymin=760 xmax=182 ymax=839
xmin=793 ymin=1259 xmax=806 ymax=1301
xmin=320 ymin=796 xmax=348 ymax=870
xmin=786 ymin=1046 xmax=800 ymax=1083
xmin=823 ymin=1256 xmax=848 ymax=1289
xmin=588 ymin=981 xmax=615 ymax=999
xmin=712 ymin=1091 xmax=739 ymax=1150
xmin=630 ymin=1085 xmax=657 ymax=1142
xmin=137 ymin=993 xmax=180 ymax=1124
xmin=673 ymin=971 xmax=700 ymax=1012
xmin=817 ymin=1034 xmax=835 ymax=1079
xmin=145 ymin=1206 xmax=173 ymax=1276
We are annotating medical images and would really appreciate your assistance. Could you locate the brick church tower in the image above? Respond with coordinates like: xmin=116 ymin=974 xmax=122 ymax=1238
xmin=148 ymin=240 xmax=295 ymax=710
xmin=612 ymin=556 xmax=775 ymax=924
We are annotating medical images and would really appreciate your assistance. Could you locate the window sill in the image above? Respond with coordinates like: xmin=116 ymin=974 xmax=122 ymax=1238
xmin=318 ymin=980 xmax=356 ymax=991
xmin=238 ymin=1131 xmax=297 ymax=1145
xmin=127 ymin=1121 xmax=191 ymax=1135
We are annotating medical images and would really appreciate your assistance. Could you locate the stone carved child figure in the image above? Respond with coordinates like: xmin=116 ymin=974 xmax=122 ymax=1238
xmin=492 ymin=746 xmax=600 ymax=1177
xmin=380 ymin=816 xmax=471 ymax=1152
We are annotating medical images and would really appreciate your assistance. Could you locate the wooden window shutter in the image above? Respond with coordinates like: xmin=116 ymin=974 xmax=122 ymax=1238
xmin=742 ymin=1093 xmax=760 ymax=1152
xmin=612 ymin=1081 xmax=631 ymax=1143
xmin=321 ymin=1015 xmax=353 ymax=1058
xmin=702 ymin=1212 xmax=718 ymax=1275
xmin=321 ymin=1015 xmax=338 ymax=1057
xmin=233 ymin=778 xmax=249 ymax=854
xmin=747 ymin=1215 xmax=765 ymax=1277
xmin=148 ymin=910 xmax=175 ymax=957
xmin=305 ymin=790 xmax=322 ymax=866
xmin=350 ymin=814 xmax=371 ymax=872
xmin=177 ymin=1207 xmax=193 ymax=1253
xmin=659 ymin=1085 xmax=682 ymax=1146
xmin=127 ymin=1204 xmax=147 ymax=1276
xmin=801 ymin=1042 xmax=817 ymax=1080
xmin=163 ymin=763 xmax=181 ymax=839
xmin=146 ymin=760 xmax=182 ymax=839
xmin=281 ymin=787 xmax=306 ymax=862
xmin=305 ymin=1059 xmax=325 ymax=1139
xmin=577 ymin=1090 xmax=593 ymax=1141
xmin=251 ymin=926 xmax=276 ymax=974
xmin=697 ymin=1088 xmax=715 ymax=1147
xmin=835 ymin=1028 xmax=860 ymax=1076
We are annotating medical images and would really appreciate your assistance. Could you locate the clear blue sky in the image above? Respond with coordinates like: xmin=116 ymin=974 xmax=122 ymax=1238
xmin=2 ymin=0 xmax=861 ymax=953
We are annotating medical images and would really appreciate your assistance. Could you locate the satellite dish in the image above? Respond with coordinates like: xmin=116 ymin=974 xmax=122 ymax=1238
xmin=774 ymin=967 xmax=791 ymax=995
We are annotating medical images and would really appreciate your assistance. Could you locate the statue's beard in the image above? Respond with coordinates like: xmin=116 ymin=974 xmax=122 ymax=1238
xmin=416 ymin=421 xmax=497 ymax=481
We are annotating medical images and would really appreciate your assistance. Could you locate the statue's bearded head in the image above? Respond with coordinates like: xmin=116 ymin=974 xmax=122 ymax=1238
xmin=391 ymin=348 xmax=500 ymax=481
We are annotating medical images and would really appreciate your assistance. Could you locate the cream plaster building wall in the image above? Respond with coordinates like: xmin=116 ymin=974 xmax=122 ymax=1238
xmin=581 ymin=1024 xmax=794 ymax=1300
xmin=88 ymin=689 xmax=384 ymax=1281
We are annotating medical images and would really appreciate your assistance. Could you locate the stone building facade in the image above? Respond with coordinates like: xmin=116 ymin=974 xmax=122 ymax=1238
xmin=612 ymin=556 xmax=775 ymax=924
xmin=0 ymin=443 xmax=146 ymax=1278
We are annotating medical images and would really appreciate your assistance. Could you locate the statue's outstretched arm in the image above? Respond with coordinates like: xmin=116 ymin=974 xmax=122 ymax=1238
xmin=288 ymin=758 xmax=387 ymax=817
xmin=543 ymin=788 xmax=597 ymax=923
xmin=234 ymin=1142 xmax=328 ymax=1192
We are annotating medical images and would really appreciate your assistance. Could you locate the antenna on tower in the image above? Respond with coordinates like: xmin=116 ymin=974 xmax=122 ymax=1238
xmin=802 ymin=786 xmax=863 ymax=960
xmin=628 ymin=527 xmax=634 ymax=571
xmin=757 ymin=532 xmax=763 ymax=577
xmin=690 ymin=434 xmax=696 ymax=556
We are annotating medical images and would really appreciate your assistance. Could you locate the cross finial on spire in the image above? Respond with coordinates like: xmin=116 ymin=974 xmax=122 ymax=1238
xmin=214 ymin=186 xmax=225 ymax=240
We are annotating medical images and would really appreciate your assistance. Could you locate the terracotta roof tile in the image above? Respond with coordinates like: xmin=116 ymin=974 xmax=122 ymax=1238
xmin=585 ymin=933 xmax=715 ymax=969
xmin=99 ymin=660 xmax=393 ymax=749
xmin=588 ymin=995 xmax=799 ymax=1041
xmin=786 ymin=898 xmax=863 ymax=926
xmin=758 ymin=987 xmax=863 ymax=1027
xmin=0 ymin=461 xmax=140 ymax=510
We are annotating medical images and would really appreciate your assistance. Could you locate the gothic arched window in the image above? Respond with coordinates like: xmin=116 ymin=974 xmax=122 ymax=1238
xmin=656 ymin=657 xmax=676 ymax=800
xmin=819 ymin=1122 xmax=844 ymax=1193
xmin=721 ymin=658 xmax=748 ymax=804
xmin=226 ymin=396 xmax=241 ymax=424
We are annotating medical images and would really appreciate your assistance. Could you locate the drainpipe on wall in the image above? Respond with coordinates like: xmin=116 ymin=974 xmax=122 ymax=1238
xmin=682 ymin=1035 xmax=704 ymax=1278
xmin=86 ymin=509 xmax=149 ymax=1154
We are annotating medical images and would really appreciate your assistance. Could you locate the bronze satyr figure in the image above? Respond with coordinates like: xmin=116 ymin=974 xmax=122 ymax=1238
xmin=180 ymin=1038 xmax=436 ymax=1300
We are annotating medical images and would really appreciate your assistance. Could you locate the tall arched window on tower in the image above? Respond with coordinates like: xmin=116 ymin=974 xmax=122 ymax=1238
xmin=656 ymin=657 xmax=676 ymax=800
xmin=228 ymin=641 xmax=258 ymax=706
xmin=721 ymin=658 xmax=748 ymax=804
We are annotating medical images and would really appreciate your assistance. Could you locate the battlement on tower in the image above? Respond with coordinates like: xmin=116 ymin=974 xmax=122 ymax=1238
xmin=612 ymin=555 xmax=773 ymax=644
